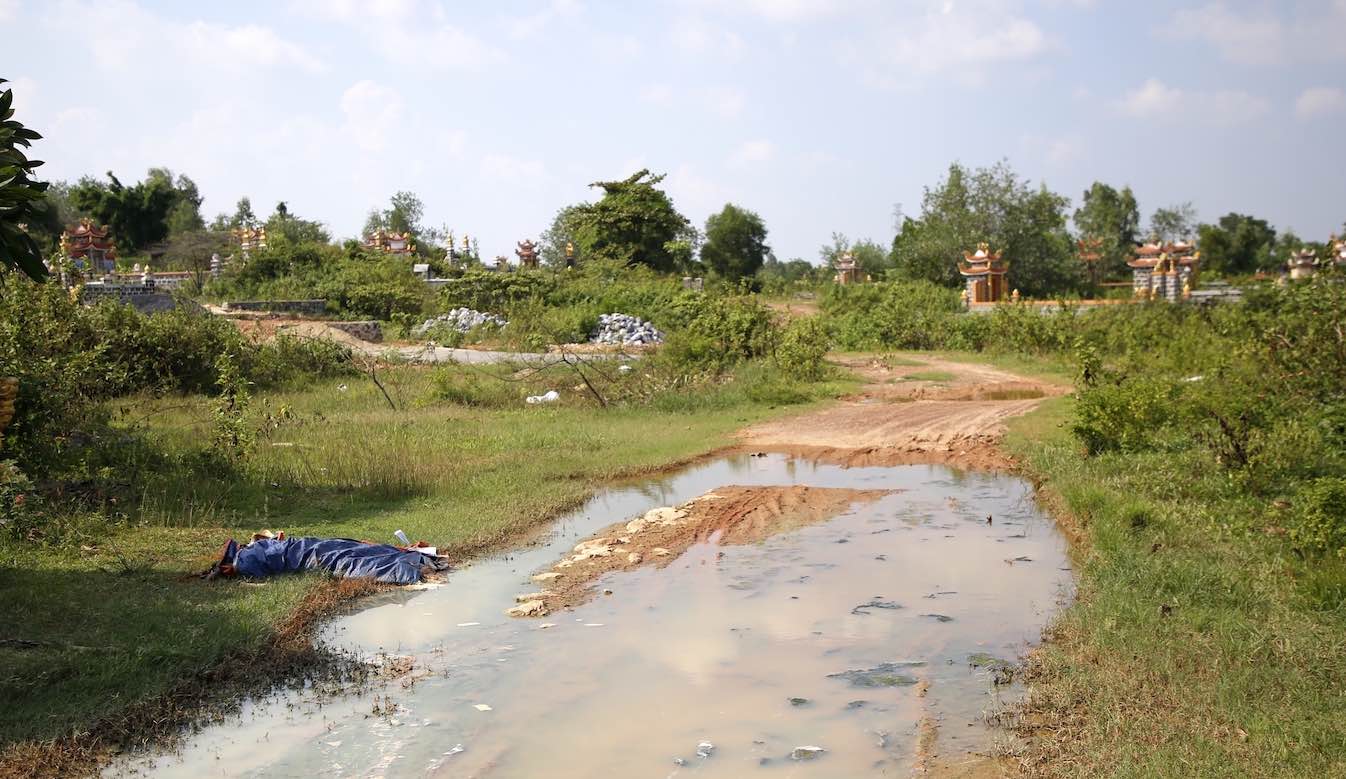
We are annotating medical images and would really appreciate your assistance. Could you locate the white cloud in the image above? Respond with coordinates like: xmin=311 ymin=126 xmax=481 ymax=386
xmin=506 ymin=0 xmax=582 ymax=39
xmin=479 ymin=154 xmax=547 ymax=183
xmin=1164 ymin=3 xmax=1283 ymax=65
xmin=701 ymin=87 xmax=746 ymax=118
xmin=291 ymin=0 xmax=503 ymax=70
xmin=729 ymin=139 xmax=775 ymax=166
xmin=45 ymin=0 xmax=324 ymax=73
xmin=849 ymin=1 xmax=1049 ymax=88
xmin=340 ymin=81 xmax=405 ymax=153
xmin=1117 ymin=78 xmax=1268 ymax=125
xmin=671 ymin=16 xmax=745 ymax=58
xmin=1295 ymin=86 xmax=1346 ymax=119
xmin=0 ymin=0 xmax=18 ymax=23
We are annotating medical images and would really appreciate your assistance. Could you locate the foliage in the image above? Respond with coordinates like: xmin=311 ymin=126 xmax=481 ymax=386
xmin=1197 ymin=213 xmax=1277 ymax=275
xmin=0 ymin=78 xmax=50 ymax=281
xmin=568 ymin=170 xmax=692 ymax=272
xmin=210 ymin=351 xmax=253 ymax=460
xmin=775 ymin=317 xmax=830 ymax=380
xmin=363 ymin=191 xmax=428 ymax=253
xmin=890 ymin=161 xmax=1082 ymax=297
xmin=265 ymin=201 xmax=330 ymax=246
xmin=1290 ymin=477 xmax=1346 ymax=558
xmin=1148 ymin=202 xmax=1197 ymax=242
xmin=538 ymin=203 xmax=586 ymax=267
xmin=701 ymin=203 xmax=771 ymax=280
xmin=160 ymin=229 xmax=232 ymax=289
xmin=820 ymin=233 xmax=890 ymax=279
xmin=0 ymin=277 xmax=352 ymax=481
xmin=1073 ymin=181 xmax=1140 ymax=281
xmin=69 ymin=168 xmax=203 ymax=252
xmin=1071 ymin=372 xmax=1181 ymax=455
xmin=821 ymin=280 xmax=963 ymax=350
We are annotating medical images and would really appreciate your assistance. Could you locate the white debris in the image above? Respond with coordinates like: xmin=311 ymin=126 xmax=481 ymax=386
xmin=525 ymin=390 xmax=560 ymax=405
xmin=414 ymin=308 xmax=507 ymax=337
xmin=791 ymin=746 xmax=826 ymax=761
xmin=473 ymin=704 xmax=493 ymax=712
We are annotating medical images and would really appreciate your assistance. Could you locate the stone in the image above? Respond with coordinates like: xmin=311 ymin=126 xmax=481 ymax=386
xmin=506 ymin=600 xmax=548 ymax=617
xmin=627 ymin=552 xmax=643 ymax=564
xmin=788 ymin=697 xmax=810 ymax=707
xmin=651 ymin=547 xmax=671 ymax=557
xmin=531 ymin=572 xmax=563 ymax=582
xmin=827 ymin=662 xmax=924 ymax=688
xmin=790 ymin=746 xmax=826 ymax=761
xmin=696 ymin=741 xmax=715 ymax=758
xmin=514 ymin=592 xmax=552 ymax=602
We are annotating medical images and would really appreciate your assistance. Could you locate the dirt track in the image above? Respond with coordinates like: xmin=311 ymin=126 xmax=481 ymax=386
xmin=739 ymin=355 xmax=1068 ymax=469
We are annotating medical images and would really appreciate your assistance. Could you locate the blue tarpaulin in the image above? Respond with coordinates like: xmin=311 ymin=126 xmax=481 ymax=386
xmin=231 ymin=537 xmax=439 ymax=585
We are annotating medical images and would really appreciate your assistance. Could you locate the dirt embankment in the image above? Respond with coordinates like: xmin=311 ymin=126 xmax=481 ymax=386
xmin=507 ymin=485 xmax=889 ymax=616
xmin=739 ymin=355 xmax=1068 ymax=470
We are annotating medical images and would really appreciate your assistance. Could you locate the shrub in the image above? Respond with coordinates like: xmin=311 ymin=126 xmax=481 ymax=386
xmin=1071 ymin=375 xmax=1181 ymax=455
xmin=1290 ymin=478 xmax=1346 ymax=557
xmin=776 ymin=317 xmax=831 ymax=380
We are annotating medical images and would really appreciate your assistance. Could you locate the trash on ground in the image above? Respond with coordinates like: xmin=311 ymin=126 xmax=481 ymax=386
xmin=525 ymin=390 xmax=560 ymax=405
xmin=791 ymin=745 xmax=826 ymax=761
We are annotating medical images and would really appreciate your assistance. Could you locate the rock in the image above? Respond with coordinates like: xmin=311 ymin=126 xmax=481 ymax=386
xmin=788 ymin=697 xmax=811 ymax=707
xmin=827 ymin=662 xmax=924 ymax=688
xmin=696 ymin=741 xmax=715 ymax=758
xmin=921 ymin=613 xmax=955 ymax=623
xmin=589 ymin=313 xmax=664 ymax=346
xmin=673 ymin=757 xmax=687 ymax=766
xmin=651 ymin=547 xmax=671 ymax=557
xmin=515 ymin=592 xmax=552 ymax=602
xmin=790 ymin=746 xmax=826 ymax=761
xmin=627 ymin=552 xmax=643 ymax=564
xmin=413 ymin=308 xmax=508 ymax=337
xmin=574 ymin=538 xmax=612 ymax=553
xmin=532 ymin=572 xmax=563 ymax=582
xmin=506 ymin=600 xmax=549 ymax=617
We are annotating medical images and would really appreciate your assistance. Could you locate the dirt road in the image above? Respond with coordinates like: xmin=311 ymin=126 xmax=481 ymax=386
xmin=739 ymin=354 xmax=1068 ymax=469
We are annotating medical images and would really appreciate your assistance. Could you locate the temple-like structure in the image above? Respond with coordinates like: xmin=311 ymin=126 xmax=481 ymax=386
xmin=958 ymin=243 xmax=1009 ymax=302
xmin=1128 ymin=241 xmax=1199 ymax=301
xmin=515 ymin=239 xmax=539 ymax=269
xmin=364 ymin=228 xmax=415 ymax=256
xmin=1288 ymin=247 xmax=1318 ymax=281
xmin=232 ymin=226 xmax=267 ymax=258
xmin=60 ymin=219 xmax=118 ymax=275
xmin=834 ymin=252 xmax=859 ymax=285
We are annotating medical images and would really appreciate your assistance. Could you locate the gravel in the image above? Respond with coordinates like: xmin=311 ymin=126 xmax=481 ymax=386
xmin=590 ymin=312 xmax=663 ymax=346
xmin=414 ymin=308 xmax=507 ymax=337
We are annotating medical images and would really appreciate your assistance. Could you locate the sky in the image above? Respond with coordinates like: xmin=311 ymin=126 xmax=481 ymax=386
xmin=5 ymin=0 xmax=1345 ymax=262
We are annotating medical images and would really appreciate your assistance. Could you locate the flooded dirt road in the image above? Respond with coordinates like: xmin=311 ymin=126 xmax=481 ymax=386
xmin=121 ymin=454 xmax=1071 ymax=778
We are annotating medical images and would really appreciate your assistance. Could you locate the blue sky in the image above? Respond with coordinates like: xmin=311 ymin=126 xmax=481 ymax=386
xmin=5 ymin=0 xmax=1344 ymax=261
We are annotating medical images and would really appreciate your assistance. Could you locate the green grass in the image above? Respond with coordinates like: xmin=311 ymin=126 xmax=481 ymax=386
xmin=1004 ymin=397 xmax=1346 ymax=777
xmin=0 ymin=362 xmax=847 ymax=748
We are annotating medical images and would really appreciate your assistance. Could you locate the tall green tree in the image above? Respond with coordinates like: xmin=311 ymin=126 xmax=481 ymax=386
xmin=1149 ymin=202 xmax=1197 ymax=243
xmin=265 ymin=201 xmax=330 ymax=246
xmin=1073 ymin=182 xmax=1140 ymax=280
xmin=538 ymin=203 xmax=585 ymax=267
xmin=364 ymin=191 xmax=425 ymax=238
xmin=891 ymin=161 xmax=1081 ymax=297
xmin=701 ymin=203 xmax=771 ymax=280
xmin=0 ymin=78 xmax=50 ymax=280
xmin=821 ymin=233 xmax=890 ymax=279
xmin=569 ymin=169 xmax=691 ymax=272
xmin=68 ymin=168 xmax=201 ymax=251
xmin=1197 ymin=213 xmax=1277 ymax=275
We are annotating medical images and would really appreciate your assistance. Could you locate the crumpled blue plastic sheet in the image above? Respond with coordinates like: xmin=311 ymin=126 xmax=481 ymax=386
xmin=229 ymin=537 xmax=444 ymax=585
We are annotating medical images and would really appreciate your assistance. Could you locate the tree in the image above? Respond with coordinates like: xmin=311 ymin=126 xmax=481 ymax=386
xmin=539 ymin=204 xmax=586 ymax=267
xmin=0 ymin=78 xmax=50 ymax=281
xmin=365 ymin=191 xmax=425 ymax=238
xmin=1073 ymin=182 xmax=1140 ymax=281
xmin=1197 ymin=213 xmax=1277 ymax=275
xmin=162 ymin=229 xmax=232 ymax=290
xmin=68 ymin=168 xmax=201 ymax=251
xmin=701 ymin=203 xmax=771 ymax=280
xmin=1149 ymin=203 xmax=1197 ymax=243
xmin=569 ymin=169 xmax=691 ymax=272
xmin=265 ymin=201 xmax=330 ymax=246
xmin=159 ymin=170 xmax=204 ymax=236
xmin=891 ymin=161 xmax=1081 ymax=297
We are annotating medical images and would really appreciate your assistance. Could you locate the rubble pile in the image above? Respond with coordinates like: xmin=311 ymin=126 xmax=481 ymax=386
xmin=590 ymin=313 xmax=663 ymax=346
xmin=413 ymin=308 xmax=507 ymax=337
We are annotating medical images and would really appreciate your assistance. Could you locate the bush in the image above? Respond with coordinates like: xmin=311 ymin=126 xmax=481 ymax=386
xmin=1290 ymin=478 xmax=1346 ymax=557
xmin=1071 ymin=375 xmax=1182 ymax=455
xmin=776 ymin=317 xmax=830 ymax=380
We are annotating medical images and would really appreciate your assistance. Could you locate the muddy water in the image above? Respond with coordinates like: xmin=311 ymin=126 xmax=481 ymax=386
xmin=122 ymin=455 xmax=1071 ymax=778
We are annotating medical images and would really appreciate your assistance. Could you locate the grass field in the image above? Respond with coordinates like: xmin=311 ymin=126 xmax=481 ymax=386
xmin=1003 ymin=397 xmax=1346 ymax=777
xmin=0 ymin=363 xmax=850 ymax=749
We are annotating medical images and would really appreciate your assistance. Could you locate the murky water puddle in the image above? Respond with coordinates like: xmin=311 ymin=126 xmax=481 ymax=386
xmin=118 ymin=455 xmax=1071 ymax=778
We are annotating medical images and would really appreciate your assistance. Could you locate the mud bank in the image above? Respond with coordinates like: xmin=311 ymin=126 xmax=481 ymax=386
xmin=511 ymin=485 xmax=890 ymax=615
